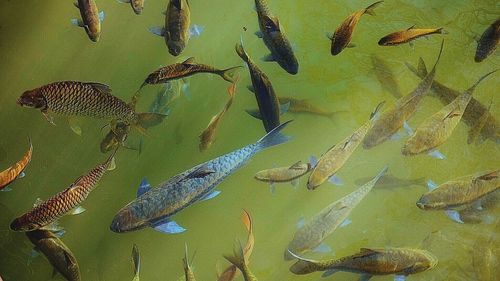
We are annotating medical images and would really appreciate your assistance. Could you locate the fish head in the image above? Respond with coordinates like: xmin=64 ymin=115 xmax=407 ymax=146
xmin=416 ymin=193 xmax=446 ymax=210
xmin=84 ymin=24 xmax=101 ymax=42
xmin=330 ymin=41 xmax=344 ymax=56
xmin=9 ymin=216 xmax=38 ymax=232
xmin=110 ymin=207 xmax=144 ymax=233
xmin=132 ymin=0 xmax=144 ymax=15
xmin=306 ymin=173 xmax=322 ymax=190
xmin=17 ymin=90 xmax=47 ymax=110
xmin=412 ymin=251 xmax=439 ymax=273
xmin=280 ymin=58 xmax=299 ymax=75
xmin=167 ymin=40 xmax=186 ymax=56
xmin=377 ymin=37 xmax=391 ymax=46
xmin=401 ymin=139 xmax=421 ymax=156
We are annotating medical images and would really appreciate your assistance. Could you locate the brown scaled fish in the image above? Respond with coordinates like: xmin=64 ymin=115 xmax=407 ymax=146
xmin=117 ymin=0 xmax=144 ymax=15
xmin=199 ymin=80 xmax=238 ymax=152
xmin=475 ymin=18 xmax=500 ymax=63
xmin=278 ymin=97 xmax=341 ymax=119
xmin=10 ymin=151 xmax=116 ymax=232
xmin=26 ymin=229 xmax=81 ymax=281
xmin=363 ymin=40 xmax=444 ymax=149
xmin=71 ymin=0 xmax=105 ymax=42
xmin=328 ymin=1 xmax=383 ymax=55
xmin=378 ymin=26 xmax=445 ymax=46
xmin=402 ymin=69 xmax=498 ymax=157
xmin=254 ymin=161 xmax=311 ymax=190
xmin=224 ymin=242 xmax=258 ymax=281
xmin=288 ymin=247 xmax=437 ymax=280
xmin=0 ymin=138 xmax=32 ymax=191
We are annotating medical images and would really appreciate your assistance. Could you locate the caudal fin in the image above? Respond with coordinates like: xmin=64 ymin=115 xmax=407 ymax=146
xmin=465 ymin=69 xmax=499 ymax=95
xmin=256 ymin=120 xmax=293 ymax=151
xmin=220 ymin=66 xmax=243 ymax=83
xmin=223 ymin=241 xmax=247 ymax=272
xmin=235 ymin=41 xmax=250 ymax=62
xmin=287 ymin=250 xmax=322 ymax=275
xmin=364 ymin=1 xmax=384 ymax=16
xmin=137 ymin=112 xmax=168 ymax=129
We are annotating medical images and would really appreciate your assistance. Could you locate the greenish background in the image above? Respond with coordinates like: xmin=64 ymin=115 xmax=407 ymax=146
xmin=0 ymin=0 xmax=498 ymax=280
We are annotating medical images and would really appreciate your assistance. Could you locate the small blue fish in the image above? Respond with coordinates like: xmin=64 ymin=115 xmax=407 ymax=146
xmin=110 ymin=121 xmax=292 ymax=233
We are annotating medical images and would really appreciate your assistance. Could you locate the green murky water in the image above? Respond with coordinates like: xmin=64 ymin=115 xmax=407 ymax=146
xmin=0 ymin=0 xmax=499 ymax=280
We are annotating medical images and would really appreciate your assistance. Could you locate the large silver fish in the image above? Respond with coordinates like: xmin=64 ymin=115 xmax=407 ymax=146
xmin=110 ymin=121 xmax=292 ymax=233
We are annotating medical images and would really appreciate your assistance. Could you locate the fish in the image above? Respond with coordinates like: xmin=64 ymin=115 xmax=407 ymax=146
xmin=307 ymin=102 xmax=385 ymax=190
xmin=236 ymin=41 xmax=287 ymax=133
xmin=406 ymin=57 xmax=500 ymax=143
xmin=0 ymin=138 xmax=32 ymax=191
xmin=370 ymin=54 xmax=402 ymax=99
xmin=138 ymin=57 xmax=241 ymax=92
xmin=475 ymin=18 xmax=500 ymax=63
xmin=71 ymin=0 xmax=105 ymax=42
xmin=285 ymin=167 xmax=387 ymax=260
xmin=132 ymin=244 xmax=140 ymax=281
xmin=254 ymin=161 xmax=311 ymax=188
xmin=472 ymin=221 xmax=499 ymax=280
xmin=26 ymin=229 xmax=81 ymax=281
xmin=100 ymin=122 xmax=131 ymax=153
xmin=10 ymin=151 xmax=116 ymax=232
xmin=254 ymin=0 xmax=299 ymax=74
xmin=149 ymin=81 xmax=185 ymax=114
xmin=217 ymin=210 xmax=254 ymax=281
xmin=354 ymin=173 xmax=425 ymax=188
xmin=328 ymin=1 xmax=383 ymax=55
xmin=363 ymin=40 xmax=444 ymax=149
xmin=288 ymin=247 xmax=438 ymax=280
xmin=199 ymin=80 xmax=238 ymax=152
xmin=278 ymin=97 xmax=341 ymax=119
xmin=223 ymin=242 xmax=258 ymax=281
xmin=109 ymin=121 xmax=291 ymax=233
xmin=183 ymin=244 xmax=196 ymax=281
xmin=117 ymin=0 xmax=144 ymax=15
xmin=467 ymin=98 xmax=493 ymax=145
xmin=402 ymin=69 xmax=498 ymax=157
xmin=378 ymin=26 xmax=445 ymax=46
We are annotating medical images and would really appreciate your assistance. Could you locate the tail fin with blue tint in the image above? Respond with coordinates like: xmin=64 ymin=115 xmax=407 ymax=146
xmin=256 ymin=120 xmax=293 ymax=151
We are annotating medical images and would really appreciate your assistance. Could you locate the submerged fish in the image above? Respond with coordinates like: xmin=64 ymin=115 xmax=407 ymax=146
xmin=10 ymin=152 xmax=116 ymax=232
xmin=0 ymin=139 xmax=32 ymax=191
xmin=328 ymin=1 xmax=383 ymax=55
xmin=472 ymin=221 xmax=499 ymax=280
xmin=363 ymin=40 xmax=444 ymax=149
xmin=289 ymin=247 xmax=438 ymax=280
xmin=183 ymin=244 xmax=196 ymax=281
xmin=199 ymin=80 xmax=237 ymax=152
xmin=254 ymin=0 xmax=298 ymax=74
xmin=467 ymin=98 xmax=493 ymax=145
xmin=132 ymin=244 xmax=140 ymax=281
xmin=285 ymin=167 xmax=387 ymax=260
xmin=354 ymin=173 xmax=425 ymax=188
xmin=475 ymin=18 xmax=500 ymax=63
xmin=71 ymin=0 xmax=105 ymax=42
xmin=236 ymin=42 xmax=287 ymax=133
xmin=402 ymin=69 xmax=498 ymax=157
xmin=406 ymin=58 xmax=500 ymax=143
xmin=255 ymin=161 xmax=311 ymax=187
xmin=278 ymin=97 xmax=340 ymax=119
xmin=370 ymin=55 xmax=402 ymax=99
xmin=118 ymin=0 xmax=144 ymax=15
xmin=26 ymin=229 xmax=81 ymax=281
xmin=149 ymin=81 xmax=185 ymax=114
xmin=223 ymin=242 xmax=258 ymax=281
xmin=218 ymin=210 xmax=254 ymax=281
xmin=307 ymin=102 xmax=384 ymax=190
xmin=378 ymin=26 xmax=444 ymax=46
xmin=100 ymin=122 xmax=131 ymax=153
xmin=109 ymin=122 xmax=291 ymax=233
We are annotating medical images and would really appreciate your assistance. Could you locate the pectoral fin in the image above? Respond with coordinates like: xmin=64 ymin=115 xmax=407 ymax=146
xmin=148 ymin=26 xmax=165 ymax=37
xmin=280 ymin=102 xmax=290 ymax=115
xmin=245 ymin=108 xmax=262 ymax=119
xmin=152 ymin=218 xmax=186 ymax=234
xmin=313 ymin=242 xmax=332 ymax=253
xmin=69 ymin=206 xmax=86 ymax=215
xmin=445 ymin=210 xmax=464 ymax=224
xmin=261 ymin=53 xmax=275 ymax=62
xmin=70 ymin=18 xmax=84 ymax=27
xmin=255 ymin=30 xmax=263 ymax=38
xmin=198 ymin=190 xmax=221 ymax=202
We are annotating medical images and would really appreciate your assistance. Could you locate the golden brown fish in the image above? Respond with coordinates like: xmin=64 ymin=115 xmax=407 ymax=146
xmin=118 ymin=0 xmax=144 ymax=15
xmin=278 ymin=97 xmax=341 ymax=119
xmin=363 ymin=40 xmax=444 ymax=149
xmin=10 ymin=152 xmax=116 ymax=232
xmin=132 ymin=244 xmax=140 ymax=281
xmin=378 ymin=26 xmax=444 ymax=46
xmin=475 ymin=18 xmax=500 ymax=62
xmin=254 ymin=161 xmax=311 ymax=187
xmin=100 ymin=122 xmax=131 ymax=153
xmin=371 ymin=54 xmax=402 ymax=99
xmin=183 ymin=244 xmax=196 ymax=281
xmin=164 ymin=0 xmax=190 ymax=56
xmin=0 ymin=139 xmax=32 ymax=191
xmin=289 ymin=247 xmax=437 ymax=279
xmin=307 ymin=102 xmax=384 ymax=190
xmin=328 ymin=1 xmax=383 ymax=55
xmin=223 ymin=242 xmax=258 ymax=281
xmin=71 ymin=0 xmax=104 ymax=42
xmin=26 ymin=229 xmax=81 ymax=281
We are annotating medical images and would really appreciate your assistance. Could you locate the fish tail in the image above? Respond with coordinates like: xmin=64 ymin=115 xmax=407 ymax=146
xmin=256 ymin=120 xmax=293 ymax=151
xmin=136 ymin=112 xmax=169 ymax=129
xmin=241 ymin=209 xmax=253 ymax=234
xmin=417 ymin=57 xmax=429 ymax=77
xmin=219 ymin=66 xmax=243 ymax=83
xmin=235 ymin=41 xmax=250 ymax=63
xmin=466 ymin=69 xmax=500 ymax=95
xmin=364 ymin=1 xmax=384 ymax=16
xmin=287 ymin=250 xmax=322 ymax=274
xmin=223 ymin=241 xmax=247 ymax=273
xmin=132 ymin=244 xmax=140 ymax=278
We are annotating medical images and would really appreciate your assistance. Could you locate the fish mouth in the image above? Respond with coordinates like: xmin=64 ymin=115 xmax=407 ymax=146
xmin=416 ymin=201 xmax=427 ymax=210
xmin=306 ymin=181 xmax=317 ymax=190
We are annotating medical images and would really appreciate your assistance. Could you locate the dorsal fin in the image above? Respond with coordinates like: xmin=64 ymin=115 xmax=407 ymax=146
xmin=352 ymin=248 xmax=381 ymax=258
xmin=289 ymin=161 xmax=303 ymax=170
xmin=182 ymin=57 xmax=196 ymax=65
xmin=476 ymin=170 xmax=499 ymax=181
xmin=407 ymin=25 xmax=416 ymax=30
xmin=87 ymin=82 xmax=111 ymax=94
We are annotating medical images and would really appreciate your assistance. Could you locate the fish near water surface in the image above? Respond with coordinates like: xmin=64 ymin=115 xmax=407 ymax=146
xmin=307 ymin=102 xmax=385 ymax=190
xmin=236 ymin=42 xmax=287 ymax=133
xmin=363 ymin=40 xmax=444 ymax=149
xmin=224 ymin=242 xmax=258 ymax=281
xmin=10 ymin=152 xmax=116 ymax=232
xmin=109 ymin=121 xmax=292 ymax=233
xmin=378 ymin=26 xmax=445 ymax=46
xmin=402 ymin=69 xmax=498 ymax=157
xmin=26 ymin=229 xmax=81 ymax=281
xmin=328 ymin=1 xmax=383 ymax=55
xmin=0 ymin=138 xmax=32 ymax=191
xmin=288 ymin=247 xmax=438 ymax=280
xmin=475 ymin=18 xmax=500 ymax=63
xmin=278 ymin=97 xmax=341 ymax=119
xmin=285 ymin=166 xmax=387 ymax=260
xmin=118 ymin=0 xmax=144 ymax=15
xmin=71 ymin=0 xmax=104 ymax=42
xmin=370 ymin=54 xmax=402 ymax=99
xmin=254 ymin=0 xmax=298 ymax=74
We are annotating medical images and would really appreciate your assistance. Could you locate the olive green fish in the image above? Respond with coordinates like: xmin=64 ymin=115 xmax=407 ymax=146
xmin=10 ymin=152 xmax=116 ymax=232
xmin=378 ymin=26 xmax=445 ymax=46
xmin=285 ymin=167 xmax=387 ymax=260
xmin=472 ymin=221 xmax=499 ymax=280
xmin=307 ymin=102 xmax=384 ymax=190
xmin=475 ymin=18 xmax=500 ymax=63
xmin=289 ymin=247 xmax=438 ymax=280
xmin=354 ymin=173 xmax=425 ymax=188
xmin=183 ymin=244 xmax=196 ymax=281
xmin=118 ymin=0 xmax=144 ymax=15
xmin=71 ymin=0 xmax=105 ymax=42
xmin=402 ymin=69 xmax=498 ymax=157
xmin=467 ymin=98 xmax=493 ymax=145
xmin=278 ymin=97 xmax=341 ymax=119
xmin=371 ymin=54 xmax=402 ymax=99
xmin=328 ymin=1 xmax=383 ymax=55
xmin=26 ymin=229 xmax=81 ymax=281
xmin=132 ymin=244 xmax=140 ymax=281
xmin=255 ymin=161 xmax=311 ymax=187
xmin=224 ymin=242 xmax=258 ymax=281
xmin=363 ymin=40 xmax=444 ymax=149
